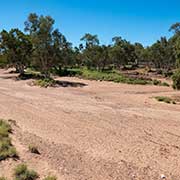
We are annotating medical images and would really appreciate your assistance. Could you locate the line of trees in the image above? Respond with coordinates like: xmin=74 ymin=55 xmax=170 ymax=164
xmin=0 ymin=13 xmax=180 ymax=78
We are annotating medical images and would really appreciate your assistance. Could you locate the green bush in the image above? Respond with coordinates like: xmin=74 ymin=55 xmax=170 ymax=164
xmin=155 ymin=96 xmax=176 ymax=104
xmin=0 ymin=55 xmax=8 ymax=68
xmin=152 ymin=79 xmax=161 ymax=85
xmin=0 ymin=120 xmax=17 ymax=161
xmin=172 ymin=70 xmax=180 ymax=90
xmin=43 ymin=176 xmax=57 ymax=180
xmin=161 ymin=82 xmax=170 ymax=87
xmin=0 ymin=120 xmax=12 ymax=136
xmin=152 ymin=79 xmax=170 ymax=87
xmin=79 ymin=69 xmax=150 ymax=85
xmin=14 ymin=164 xmax=38 ymax=180
xmin=0 ymin=177 xmax=8 ymax=180
xmin=34 ymin=78 xmax=56 ymax=88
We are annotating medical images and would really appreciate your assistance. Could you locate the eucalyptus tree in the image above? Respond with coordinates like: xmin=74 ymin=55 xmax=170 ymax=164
xmin=25 ymin=13 xmax=71 ymax=77
xmin=80 ymin=33 xmax=101 ymax=69
xmin=0 ymin=29 xmax=32 ymax=74
xmin=110 ymin=36 xmax=136 ymax=69
xmin=150 ymin=37 xmax=175 ymax=70
xmin=134 ymin=42 xmax=144 ymax=65
xmin=169 ymin=23 xmax=180 ymax=69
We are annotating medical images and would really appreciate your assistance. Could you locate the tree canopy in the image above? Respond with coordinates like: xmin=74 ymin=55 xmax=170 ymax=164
xmin=0 ymin=13 xmax=180 ymax=78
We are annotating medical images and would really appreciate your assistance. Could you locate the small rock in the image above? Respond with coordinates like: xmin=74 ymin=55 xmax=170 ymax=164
xmin=160 ymin=174 xmax=166 ymax=179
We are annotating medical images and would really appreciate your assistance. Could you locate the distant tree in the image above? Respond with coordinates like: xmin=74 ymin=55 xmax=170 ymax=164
xmin=150 ymin=37 xmax=175 ymax=70
xmin=87 ymin=45 xmax=110 ymax=71
xmin=134 ymin=43 xmax=144 ymax=65
xmin=80 ymin=33 xmax=102 ymax=69
xmin=169 ymin=23 xmax=180 ymax=69
xmin=173 ymin=36 xmax=180 ymax=68
xmin=25 ymin=13 xmax=71 ymax=77
xmin=52 ymin=29 xmax=73 ymax=68
xmin=169 ymin=23 xmax=180 ymax=35
xmin=73 ymin=46 xmax=84 ymax=67
xmin=81 ymin=33 xmax=99 ymax=48
xmin=0 ymin=29 xmax=32 ymax=74
xmin=110 ymin=36 xmax=136 ymax=69
xmin=98 ymin=45 xmax=110 ymax=70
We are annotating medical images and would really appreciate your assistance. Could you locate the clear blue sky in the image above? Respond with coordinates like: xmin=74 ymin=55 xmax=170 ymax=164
xmin=0 ymin=0 xmax=179 ymax=46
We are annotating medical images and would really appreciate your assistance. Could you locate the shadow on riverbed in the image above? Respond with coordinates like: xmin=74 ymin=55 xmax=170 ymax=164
xmin=55 ymin=80 xmax=87 ymax=88
xmin=0 ymin=73 xmax=87 ymax=88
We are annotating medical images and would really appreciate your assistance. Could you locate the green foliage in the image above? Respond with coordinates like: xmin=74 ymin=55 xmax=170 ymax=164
xmin=0 ymin=54 xmax=8 ymax=68
xmin=78 ymin=68 xmax=150 ymax=85
xmin=43 ymin=176 xmax=57 ymax=180
xmin=25 ymin=13 xmax=72 ymax=78
xmin=0 ymin=120 xmax=12 ymax=135
xmin=152 ymin=79 xmax=170 ymax=87
xmin=34 ymin=78 xmax=56 ymax=88
xmin=161 ymin=82 xmax=170 ymax=87
xmin=81 ymin=33 xmax=99 ymax=48
xmin=172 ymin=70 xmax=180 ymax=90
xmin=152 ymin=79 xmax=161 ymax=85
xmin=155 ymin=96 xmax=176 ymax=104
xmin=28 ymin=145 xmax=40 ymax=154
xmin=149 ymin=37 xmax=175 ymax=70
xmin=0 ymin=13 xmax=179 ymax=82
xmin=14 ymin=164 xmax=38 ymax=180
xmin=0 ymin=29 xmax=32 ymax=74
xmin=110 ymin=36 xmax=137 ymax=68
xmin=0 ymin=120 xmax=17 ymax=161
xmin=0 ymin=177 xmax=8 ymax=180
xmin=52 ymin=67 xmax=82 ymax=77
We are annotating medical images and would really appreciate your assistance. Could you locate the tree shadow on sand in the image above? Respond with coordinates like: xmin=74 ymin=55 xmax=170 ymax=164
xmin=0 ymin=73 xmax=87 ymax=88
xmin=54 ymin=80 xmax=87 ymax=88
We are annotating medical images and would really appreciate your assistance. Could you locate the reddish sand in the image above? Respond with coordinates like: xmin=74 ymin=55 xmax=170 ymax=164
xmin=0 ymin=69 xmax=180 ymax=180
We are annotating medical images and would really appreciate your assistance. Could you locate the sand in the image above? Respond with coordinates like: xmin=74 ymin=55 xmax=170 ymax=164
xmin=0 ymin=69 xmax=180 ymax=180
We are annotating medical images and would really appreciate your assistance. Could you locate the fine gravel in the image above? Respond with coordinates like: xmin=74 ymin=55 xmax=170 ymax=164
xmin=0 ymin=69 xmax=180 ymax=180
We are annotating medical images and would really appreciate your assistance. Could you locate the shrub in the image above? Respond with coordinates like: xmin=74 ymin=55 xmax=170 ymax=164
xmin=28 ymin=145 xmax=40 ymax=154
xmin=79 ymin=69 xmax=150 ymax=85
xmin=0 ymin=141 xmax=17 ymax=160
xmin=152 ymin=79 xmax=161 ymax=85
xmin=152 ymin=79 xmax=170 ymax=87
xmin=14 ymin=164 xmax=38 ymax=180
xmin=34 ymin=78 xmax=56 ymax=88
xmin=172 ymin=70 xmax=180 ymax=90
xmin=155 ymin=96 xmax=176 ymax=104
xmin=161 ymin=82 xmax=170 ymax=87
xmin=0 ymin=120 xmax=12 ymax=136
xmin=0 ymin=120 xmax=17 ymax=161
xmin=43 ymin=176 xmax=57 ymax=180
xmin=0 ymin=177 xmax=8 ymax=180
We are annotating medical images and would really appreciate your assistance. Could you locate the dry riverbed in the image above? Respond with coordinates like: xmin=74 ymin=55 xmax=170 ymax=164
xmin=0 ymin=69 xmax=180 ymax=180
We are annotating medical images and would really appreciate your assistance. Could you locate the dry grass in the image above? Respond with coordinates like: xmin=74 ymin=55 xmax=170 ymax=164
xmin=0 ymin=120 xmax=17 ymax=161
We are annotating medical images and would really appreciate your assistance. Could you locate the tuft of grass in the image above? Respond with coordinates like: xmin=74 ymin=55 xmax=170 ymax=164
xmin=43 ymin=176 xmax=57 ymax=180
xmin=152 ymin=79 xmax=169 ymax=87
xmin=78 ymin=68 xmax=150 ymax=85
xmin=28 ymin=145 xmax=40 ymax=154
xmin=0 ymin=177 xmax=8 ymax=180
xmin=0 ymin=120 xmax=17 ymax=161
xmin=34 ymin=78 xmax=56 ymax=88
xmin=14 ymin=164 xmax=38 ymax=180
xmin=155 ymin=96 xmax=176 ymax=104
xmin=72 ymin=68 xmax=170 ymax=86
xmin=161 ymin=82 xmax=170 ymax=87
xmin=0 ymin=120 xmax=12 ymax=135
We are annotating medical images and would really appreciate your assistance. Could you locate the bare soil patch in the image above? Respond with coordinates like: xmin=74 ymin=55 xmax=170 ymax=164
xmin=0 ymin=69 xmax=180 ymax=180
